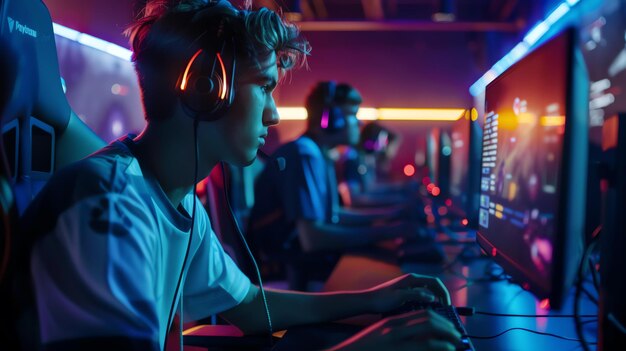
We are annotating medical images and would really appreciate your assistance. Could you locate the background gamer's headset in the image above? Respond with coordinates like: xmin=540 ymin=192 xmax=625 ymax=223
xmin=318 ymin=81 xmax=348 ymax=134
xmin=360 ymin=123 xmax=392 ymax=154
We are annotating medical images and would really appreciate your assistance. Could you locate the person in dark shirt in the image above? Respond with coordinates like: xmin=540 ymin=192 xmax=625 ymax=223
xmin=248 ymin=82 xmax=421 ymax=284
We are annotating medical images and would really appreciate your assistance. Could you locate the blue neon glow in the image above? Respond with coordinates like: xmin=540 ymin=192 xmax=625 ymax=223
xmin=52 ymin=23 xmax=132 ymax=61
xmin=524 ymin=22 xmax=550 ymax=46
xmin=469 ymin=0 xmax=579 ymax=96
xmin=545 ymin=3 xmax=570 ymax=26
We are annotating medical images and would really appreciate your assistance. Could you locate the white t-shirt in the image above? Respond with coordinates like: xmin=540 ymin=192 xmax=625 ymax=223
xmin=23 ymin=136 xmax=251 ymax=350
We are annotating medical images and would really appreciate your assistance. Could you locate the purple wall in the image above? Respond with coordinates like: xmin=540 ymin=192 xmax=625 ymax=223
xmin=275 ymin=30 xmax=481 ymax=109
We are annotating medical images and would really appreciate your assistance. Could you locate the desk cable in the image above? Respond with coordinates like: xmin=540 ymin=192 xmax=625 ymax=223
xmin=463 ymin=327 xmax=598 ymax=343
xmin=454 ymin=306 xmax=598 ymax=345
xmin=575 ymin=228 xmax=601 ymax=351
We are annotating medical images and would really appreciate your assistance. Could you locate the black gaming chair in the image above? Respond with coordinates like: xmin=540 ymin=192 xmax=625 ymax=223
xmin=1 ymin=2 xmax=275 ymax=349
xmin=1 ymin=0 xmax=105 ymax=349
xmin=0 ymin=0 xmax=105 ymax=214
xmin=0 ymin=33 xmax=20 ymax=351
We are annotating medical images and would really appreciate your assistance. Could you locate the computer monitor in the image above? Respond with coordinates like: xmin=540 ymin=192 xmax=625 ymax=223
xmin=477 ymin=28 xmax=589 ymax=309
xmin=449 ymin=109 xmax=482 ymax=228
xmin=425 ymin=128 xmax=440 ymax=186
xmin=438 ymin=130 xmax=451 ymax=197
xmin=425 ymin=128 xmax=451 ymax=194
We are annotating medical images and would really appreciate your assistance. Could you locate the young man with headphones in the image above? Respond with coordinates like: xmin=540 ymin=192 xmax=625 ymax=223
xmin=17 ymin=1 xmax=461 ymax=350
xmin=249 ymin=82 xmax=419 ymax=265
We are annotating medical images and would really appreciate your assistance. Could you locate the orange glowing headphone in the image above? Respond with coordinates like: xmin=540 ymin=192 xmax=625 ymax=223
xmin=176 ymin=1 xmax=239 ymax=121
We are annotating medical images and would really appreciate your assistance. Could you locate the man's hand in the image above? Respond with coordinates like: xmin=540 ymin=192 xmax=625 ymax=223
xmin=364 ymin=273 xmax=452 ymax=314
xmin=328 ymin=309 xmax=463 ymax=351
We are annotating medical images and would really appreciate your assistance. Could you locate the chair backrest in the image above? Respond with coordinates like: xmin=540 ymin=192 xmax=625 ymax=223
xmin=228 ymin=159 xmax=266 ymax=231
xmin=204 ymin=165 xmax=260 ymax=282
xmin=0 ymin=0 xmax=92 ymax=213
xmin=1 ymin=1 xmax=104 ymax=348
xmin=0 ymin=32 xmax=23 ymax=350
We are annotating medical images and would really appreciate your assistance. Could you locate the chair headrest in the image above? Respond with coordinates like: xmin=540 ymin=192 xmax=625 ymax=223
xmin=1 ymin=0 xmax=71 ymax=132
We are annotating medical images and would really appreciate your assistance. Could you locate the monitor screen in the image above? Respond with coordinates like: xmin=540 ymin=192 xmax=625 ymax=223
xmin=478 ymin=28 xmax=587 ymax=309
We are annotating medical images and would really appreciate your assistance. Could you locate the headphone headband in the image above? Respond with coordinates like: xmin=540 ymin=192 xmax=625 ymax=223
xmin=192 ymin=0 xmax=242 ymax=23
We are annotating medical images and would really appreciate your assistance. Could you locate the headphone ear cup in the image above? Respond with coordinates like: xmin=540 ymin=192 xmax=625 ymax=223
xmin=193 ymin=75 xmax=215 ymax=95
xmin=178 ymin=49 xmax=234 ymax=121
xmin=180 ymin=72 xmax=215 ymax=112
xmin=325 ymin=106 xmax=346 ymax=133
xmin=320 ymin=81 xmax=347 ymax=133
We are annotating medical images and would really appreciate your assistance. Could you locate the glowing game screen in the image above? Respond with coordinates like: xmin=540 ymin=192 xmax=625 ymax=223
xmin=479 ymin=33 xmax=569 ymax=294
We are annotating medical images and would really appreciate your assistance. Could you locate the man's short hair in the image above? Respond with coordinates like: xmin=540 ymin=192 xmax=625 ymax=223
xmin=125 ymin=0 xmax=309 ymax=121
xmin=305 ymin=82 xmax=362 ymax=130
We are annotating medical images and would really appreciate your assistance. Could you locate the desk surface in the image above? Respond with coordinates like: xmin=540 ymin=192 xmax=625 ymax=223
xmin=322 ymin=241 xmax=598 ymax=351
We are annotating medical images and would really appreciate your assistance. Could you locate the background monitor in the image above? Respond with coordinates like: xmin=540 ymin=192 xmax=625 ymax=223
xmin=448 ymin=109 xmax=482 ymax=228
xmin=477 ymin=28 xmax=588 ymax=309
xmin=425 ymin=128 xmax=451 ymax=193
xmin=425 ymin=128 xmax=440 ymax=186
xmin=438 ymin=130 xmax=451 ymax=198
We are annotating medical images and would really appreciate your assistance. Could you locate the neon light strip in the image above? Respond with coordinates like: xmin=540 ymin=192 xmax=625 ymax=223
xmin=277 ymin=107 xmax=466 ymax=121
xmin=52 ymin=23 xmax=133 ymax=61
xmin=180 ymin=49 xmax=203 ymax=91
xmin=378 ymin=108 xmax=464 ymax=121
xmin=276 ymin=107 xmax=307 ymax=120
xmin=469 ymin=0 xmax=576 ymax=96
xmin=357 ymin=108 xmax=378 ymax=120
xmin=216 ymin=53 xmax=227 ymax=99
